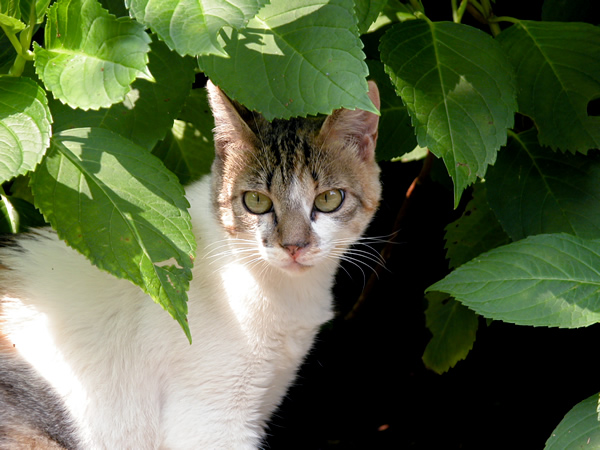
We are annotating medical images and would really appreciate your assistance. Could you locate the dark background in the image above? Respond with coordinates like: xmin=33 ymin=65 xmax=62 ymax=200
xmin=265 ymin=158 xmax=600 ymax=449
xmin=265 ymin=2 xmax=600 ymax=448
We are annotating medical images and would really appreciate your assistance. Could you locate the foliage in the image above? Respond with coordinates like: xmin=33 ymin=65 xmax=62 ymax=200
xmin=1 ymin=0 xmax=599 ymax=443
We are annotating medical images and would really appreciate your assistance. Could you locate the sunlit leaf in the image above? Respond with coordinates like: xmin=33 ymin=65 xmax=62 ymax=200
xmin=199 ymin=0 xmax=376 ymax=120
xmin=31 ymin=127 xmax=196 ymax=340
xmin=49 ymin=38 xmax=195 ymax=150
xmin=34 ymin=0 xmax=151 ymax=110
xmin=0 ymin=76 xmax=51 ymax=184
xmin=380 ymin=19 xmax=517 ymax=206
xmin=126 ymin=0 xmax=267 ymax=56
xmin=545 ymin=394 xmax=600 ymax=449
xmin=429 ymin=233 xmax=600 ymax=328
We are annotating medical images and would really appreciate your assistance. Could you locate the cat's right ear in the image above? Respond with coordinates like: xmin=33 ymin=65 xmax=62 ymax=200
xmin=206 ymin=80 xmax=259 ymax=158
xmin=319 ymin=81 xmax=380 ymax=162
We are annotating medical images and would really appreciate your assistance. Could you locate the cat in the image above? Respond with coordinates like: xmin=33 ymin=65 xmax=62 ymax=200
xmin=0 ymin=80 xmax=381 ymax=449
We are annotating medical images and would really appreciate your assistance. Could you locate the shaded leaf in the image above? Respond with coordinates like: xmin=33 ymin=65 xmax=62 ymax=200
xmin=487 ymin=130 xmax=600 ymax=241
xmin=545 ymin=394 xmax=600 ymax=449
xmin=428 ymin=233 xmax=600 ymax=328
xmin=444 ymin=184 xmax=510 ymax=269
xmin=152 ymin=89 xmax=214 ymax=185
xmin=422 ymin=291 xmax=478 ymax=374
xmin=34 ymin=0 xmax=151 ymax=110
xmin=380 ymin=19 xmax=517 ymax=206
xmin=0 ymin=193 xmax=45 ymax=233
xmin=99 ymin=0 xmax=129 ymax=16
xmin=355 ymin=0 xmax=388 ymax=34
xmin=497 ymin=21 xmax=600 ymax=153
xmin=0 ymin=36 xmax=17 ymax=73
xmin=1 ymin=0 xmax=20 ymax=17
xmin=0 ymin=76 xmax=51 ymax=184
xmin=367 ymin=60 xmax=416 ymax=161
xmin=126 ymin=0 xmax=267 ymax=57
xmin=30 ymin=127 xmax=196 ymax=340
xmin=19 ymin=0 xmax=53 ymax=24
xmin=199 ymin=0 xmax=376 ymax=120
xmin=0 ymin=191 xmax=19 ymax=233
xmin=542 ymin=0 xmax=599 ymax=24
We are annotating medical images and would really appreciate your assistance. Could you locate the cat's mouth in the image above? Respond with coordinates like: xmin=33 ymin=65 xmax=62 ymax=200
xmin=282 ymin=259 xmax=312 ymax=273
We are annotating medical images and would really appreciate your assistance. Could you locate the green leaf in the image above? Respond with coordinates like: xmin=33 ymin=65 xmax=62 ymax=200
xmin=0 ymin=193 xmax=45 ymax=232
xmin=545 ymin=394 xmax=600 ymax=449
xmin=0 ymin=76 xmax=52 ymax=184
xmin=380 ymin=19 xmax=517 ymax=206
xmin=0 ymin=191 xmax=19 ymax=233
xmin=1 ymin=0 xmax=20 ymax=17
xmin=428 ymin=233 xmax=600 ymax=328
xmin=355 ymin=0 xmax=388 ymax=34
xmin=0 ymin=0 xmax=23 ymax=71
xmin=199 ymin=0 xmax=376 ymax=120
xmin=422 ymin=291 xmax=478 ymax=374
xmin=19 ymin=0 xmax=53 ymax=24
xmin=33 ymin=0 xmax=151 ymax=110
xmin=99 ymin=0 xmax=129 ymax=17
xmin=367 ymin=60 xmax=416 ymax=161
xmin=542 ymin=0 xmax=599 ymax=24
xmin=444 ymin=184 xmax=510 ymax=269
xmin=126 ymin=0 xmax=267 ymax=57
xmin=30 ymin=127 xmax=196 ymax=340
xmin=152 ymin=89 xmax=215 ymax=185
xmin=487 ymin=130 xmax=600 ymax=241
xmin=50 ymin=38 xmax=196 ymax=150
xmin=497 ymin=21 xmax=600 ymax=153
xmin=0 ymin=13 xmax=25 ymax=34
xmin=0 ymin=36 xmax=17 ymax=73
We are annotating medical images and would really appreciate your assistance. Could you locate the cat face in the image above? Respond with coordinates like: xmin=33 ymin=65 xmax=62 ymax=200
xmin=207 ymin=81 xmax=381 ymax=275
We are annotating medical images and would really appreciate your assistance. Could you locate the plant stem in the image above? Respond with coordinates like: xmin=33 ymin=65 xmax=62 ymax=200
xmin=488 ymin=21 xmax=501 ymax=37
xmin=467 ymin=0 xmax=485 ymax=16
xmin=452 ymin=0 xmax=469 ymax=23
xmin=1 ymin=25 xmax=23 ymax=55
xmin=3 ymin=1 xmax=37 ymax=77
xmin=8 ymin=55 xmax=27 ymax=76
xmin=408 ymin=0 xmax=425 ymax=13
xmin=465 ymin=0 xmax=505 ymax=37
xmin=491 ymin=16 xmax=521 ymax=25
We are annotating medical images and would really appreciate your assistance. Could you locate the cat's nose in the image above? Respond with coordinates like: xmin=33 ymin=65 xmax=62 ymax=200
xmin=282 ymin=242 xmax=308 ymax=259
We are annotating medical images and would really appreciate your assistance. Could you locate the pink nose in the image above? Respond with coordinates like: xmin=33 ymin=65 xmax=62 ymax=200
xmin=285 ymin=245 xmax=301 ymax=256
xmin=282 ymin=243 xmax=307 ymax=260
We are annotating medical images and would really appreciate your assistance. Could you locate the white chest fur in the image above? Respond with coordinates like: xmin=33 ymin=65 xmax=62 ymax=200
xmin=1 ymin=177 xmax=336 ymax=449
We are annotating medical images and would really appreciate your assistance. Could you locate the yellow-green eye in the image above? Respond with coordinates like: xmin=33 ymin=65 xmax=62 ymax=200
xmin=243 ymin=191 xmax=273 ymax=214
xmin=314 ymin=189 xmax=344 ymax=213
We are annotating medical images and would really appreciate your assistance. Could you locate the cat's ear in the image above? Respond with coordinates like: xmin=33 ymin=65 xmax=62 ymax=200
xmin=319 ymin=80 xmax=380 ymax=162
xmin=206 ymin=80 xmax=260 ymax=157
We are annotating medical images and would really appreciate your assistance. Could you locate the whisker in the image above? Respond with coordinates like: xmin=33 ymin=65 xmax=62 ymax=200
xmin=332 ymin=249 xmax=387 ymax=271
xmin=334 ymin=252 xmax=381 ymax=275
xmin=329 ymin=254 xmax=368 ymax=286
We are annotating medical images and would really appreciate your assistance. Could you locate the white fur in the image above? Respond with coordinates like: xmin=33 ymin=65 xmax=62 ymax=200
xmin=0 ymin=176 xmax=336 ymax=449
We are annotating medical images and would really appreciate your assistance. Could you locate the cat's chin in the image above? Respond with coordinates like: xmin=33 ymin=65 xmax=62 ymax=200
xmin=277 ymin=260 xmax=314 ymax=275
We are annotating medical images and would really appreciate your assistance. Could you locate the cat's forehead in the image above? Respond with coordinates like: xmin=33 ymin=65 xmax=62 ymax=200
xmin=252 ymin=118 xmax=329 ymax=179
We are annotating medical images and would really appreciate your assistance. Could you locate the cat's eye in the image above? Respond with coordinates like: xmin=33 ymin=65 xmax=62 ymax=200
xmin=314 ymin=189 xmax=344 ymax=213
xmin=243 ymin=191 xmax=273 ymax=214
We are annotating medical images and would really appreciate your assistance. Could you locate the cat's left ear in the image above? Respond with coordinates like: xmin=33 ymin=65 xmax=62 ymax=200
xmin=319 ymin=81 xmax=380 ymax=162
